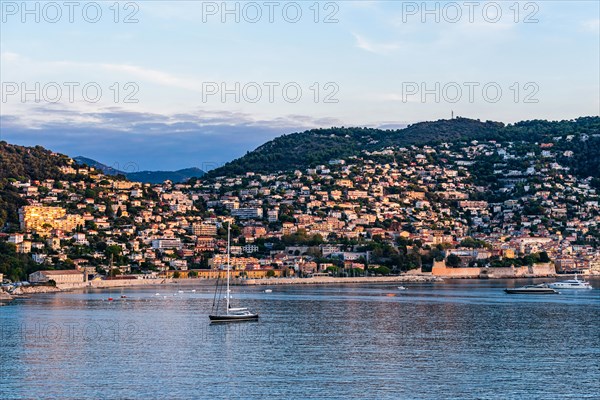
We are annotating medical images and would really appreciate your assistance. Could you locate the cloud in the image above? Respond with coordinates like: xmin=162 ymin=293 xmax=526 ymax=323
xmin=98 ymin=63 xmax=202 ymax=91
xmin=0 ymin=51 xmax=20 ymax=62
xmin=0 ymin=106 xmax=345 ymax=170
xmin=352 ymin=33 xmax=401 ymax=55
xmin=581 ymin=19 xmax=600 ymax=33
xmin=1 ymin=52 xmax=208 ymax=92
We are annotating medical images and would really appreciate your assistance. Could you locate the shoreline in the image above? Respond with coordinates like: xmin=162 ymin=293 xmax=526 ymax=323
xmin=4 ymin=272 xmax=597 ymax=297
xmin=0 ymin=291 xmax=13 ymax=301
xmin=240 ymin=275 xmax=442 ymax=286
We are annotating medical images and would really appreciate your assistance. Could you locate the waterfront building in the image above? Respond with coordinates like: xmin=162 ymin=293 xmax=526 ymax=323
xmin=28 ymin=270 xmax=85 ymax=284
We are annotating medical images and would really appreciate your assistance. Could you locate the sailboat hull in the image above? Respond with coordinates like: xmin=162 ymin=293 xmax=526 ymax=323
xmin=209 ymin=314 xmax=259 ymax=322
xmin=209 ymin=223 xmax=259 ymax=324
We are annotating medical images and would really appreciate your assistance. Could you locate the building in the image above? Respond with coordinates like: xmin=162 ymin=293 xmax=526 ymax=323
xmin=243 ymin=244 xmax=259 ymax=254
xmin=152 ymin=238 xmax=182 ymax=250
xmin=8 ymin=234 xmax=24 ymax=244
xmin=191 ymin=223 xmax=217 ymax=236
xmin=169 ymin=259 xmax=188 ymax=270
xmin=208 ymin=255 xmax=260 ymax=270
xmin=73 ymin=233 xmax=88 ymax=245
xmin=16 ymin=241 xmax=32 ymax=254
xmin=231 ymin=208 xmax=263 ymax=219
xmin=29 ymin=270 xmax=85 ymax=285
xmin=267 ymin=209 xmax=279 ymax=222
xmin=196 ymin=237 xmax=216 ymax=252
xmin=19 ymin=206 xmax=84 ymax=236
xmin=230 ymin=246 xmax=243 ymax=255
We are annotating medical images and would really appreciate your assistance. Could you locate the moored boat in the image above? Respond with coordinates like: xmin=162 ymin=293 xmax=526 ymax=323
xmin=209 ymin=223 xmax=259 ymax=323
xmin=209 ymin=307 xmax=258 ymax=322
xmin=504 ymin=284 xmax=559 ymax=294
xmin=548 ymin=275 xmax=593 ymax=290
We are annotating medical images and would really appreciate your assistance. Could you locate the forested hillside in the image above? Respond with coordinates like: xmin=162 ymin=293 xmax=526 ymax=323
xmin=207 ymin=117 xmax=600 ymax=178
xmin=0 ymin=142 xmax=71 ymax=229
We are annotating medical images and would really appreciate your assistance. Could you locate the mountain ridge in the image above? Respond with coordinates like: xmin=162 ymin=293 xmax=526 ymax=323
xmin=73 ymin=156 xmax=204 ymax=184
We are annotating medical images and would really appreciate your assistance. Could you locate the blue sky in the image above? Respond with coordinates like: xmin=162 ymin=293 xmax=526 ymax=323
xmin=1 ymin=0 xmax=598 ymax=170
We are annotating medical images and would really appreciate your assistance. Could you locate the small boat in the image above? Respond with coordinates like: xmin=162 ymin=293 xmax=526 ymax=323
xmin=548 ymin=275 xmax=593 ymax=290
xmin=108 ymin=297 xmax=114 ymax=301
xmin=504 ymin=284 xmax=559 ymax=294
xmin=209 ymin=223 xmax=259 ymax=323
xmin=264 ymin=289 xmax=273 ymax=293
xmin=397 ymin=286 xmax=407 ymax=290
xmin=120 ymin=295 xmax=127 ymax=299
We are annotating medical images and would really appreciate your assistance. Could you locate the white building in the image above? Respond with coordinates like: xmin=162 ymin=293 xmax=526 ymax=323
xmin=169 ymin=259 xmax=188 ymax=270
xmin=8 ymin=234 xmax=24 ymax=244
xmin=267 ymin=209 xmax=278 ymax=222
xmin=243 ymin=244 xmax=259 ymax=254
xmin=231 ymin=208 xmax=263 ymax=219
xmin=152 ymin=238 xmax=182 ymax=250
xmin=73 ymin=233 xmax=88 ymax=245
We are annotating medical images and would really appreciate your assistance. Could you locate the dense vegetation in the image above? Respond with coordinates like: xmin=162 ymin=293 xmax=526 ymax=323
xmin=207 ymin=117 xmax=600 ymax=178
xmin=0 ymin=142 xmax=71 ymax=229
xmin=0 ymin=241 xmax=41 ymax=282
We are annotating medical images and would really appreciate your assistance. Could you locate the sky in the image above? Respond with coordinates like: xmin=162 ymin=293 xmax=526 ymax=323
xmin=1 ymin=0 xmax=599 ymax=171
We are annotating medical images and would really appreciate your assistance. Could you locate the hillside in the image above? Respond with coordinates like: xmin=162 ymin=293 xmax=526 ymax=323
xmin=0 ymin=142 xmax=71 ymax=229
xmin=2 ymin=117 xmax=599 ymax=229
xmin=206 ymin=117 xmax=600 ymax=178
xmin=74 ymin=156 xmax=204 ymax=184
xmin=73 ymin=156 xmax=124 ymax=175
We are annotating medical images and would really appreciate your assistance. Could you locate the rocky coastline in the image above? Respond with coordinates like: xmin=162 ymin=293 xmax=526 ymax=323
xmin=0 ymin=290 xmax=13 ymax=301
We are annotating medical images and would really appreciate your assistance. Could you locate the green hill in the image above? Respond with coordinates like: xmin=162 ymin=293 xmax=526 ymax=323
xmin=0 ymin=142 xmax=72 ymax=229
xmin=206 ymin=117 xmax=600 ymax=178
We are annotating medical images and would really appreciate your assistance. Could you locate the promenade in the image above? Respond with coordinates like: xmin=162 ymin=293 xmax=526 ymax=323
xmin=240 ymin=275 xmax=442 ymax=286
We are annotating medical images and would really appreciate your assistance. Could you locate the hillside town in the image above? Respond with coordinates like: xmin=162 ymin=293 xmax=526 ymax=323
xmin=2 ymin=134 xmax=600 ymax=285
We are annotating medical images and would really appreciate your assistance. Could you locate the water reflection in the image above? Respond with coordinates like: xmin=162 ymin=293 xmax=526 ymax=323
xmin=1 ymin=280 xmax=599 ymax=399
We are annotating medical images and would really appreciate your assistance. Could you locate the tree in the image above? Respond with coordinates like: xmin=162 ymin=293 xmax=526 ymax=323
xmin=109 ymin=268 xmax=121 ymax=277
xmin=446 ymin=254 xmax=461 ymax=267
xmin=105 ymin=245 xmax=123 ymax=264
xmin=374 ymin=266 xmax=391 ymax=275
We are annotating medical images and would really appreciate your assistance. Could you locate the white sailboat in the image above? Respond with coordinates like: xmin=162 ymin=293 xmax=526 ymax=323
xmin=209 ymin=223 xmax=259 ymax=322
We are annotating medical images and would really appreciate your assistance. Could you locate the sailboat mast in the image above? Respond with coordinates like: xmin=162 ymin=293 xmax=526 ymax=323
xmin=226 ymin=222 xmax=231 ymax=314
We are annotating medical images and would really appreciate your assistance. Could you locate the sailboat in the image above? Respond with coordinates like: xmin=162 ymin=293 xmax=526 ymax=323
xmin=209 ymin=223 xmax=259 ymax=323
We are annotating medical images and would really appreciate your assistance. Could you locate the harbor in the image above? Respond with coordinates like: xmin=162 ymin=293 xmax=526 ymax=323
xmin=1 ymin=279 xmax=598 ymax=399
